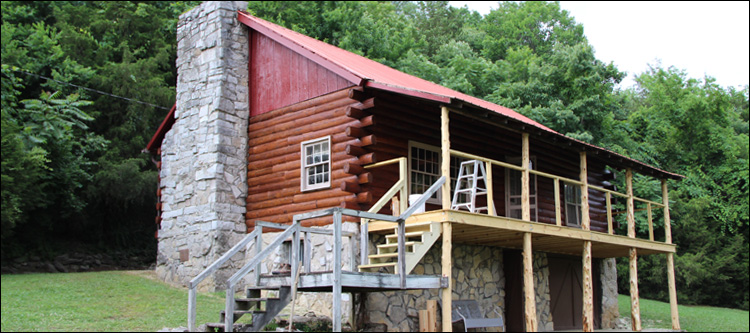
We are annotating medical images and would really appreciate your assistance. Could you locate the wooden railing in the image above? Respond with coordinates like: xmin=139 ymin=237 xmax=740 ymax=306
xmin=359 ymin=157 xmax=407 ymax=268
xmin=450 ymin=149 xmax=670 ymax=243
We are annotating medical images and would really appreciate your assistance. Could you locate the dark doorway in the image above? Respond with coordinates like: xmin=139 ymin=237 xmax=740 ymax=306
xmin=503 ymin=249 xmax=524 ymax=331
xmin=548 ymin=254 xmax=601 ymax=330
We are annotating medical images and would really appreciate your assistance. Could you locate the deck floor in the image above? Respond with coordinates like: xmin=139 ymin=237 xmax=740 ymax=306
xmin=369 ymin=210 xmax=676 ymax=258
xmin=258 ymin=271 xmax=447 ymax=292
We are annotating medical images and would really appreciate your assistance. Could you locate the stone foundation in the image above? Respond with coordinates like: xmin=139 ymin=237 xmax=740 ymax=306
xmin=157 ymin=1 xmax=250 ymax=291
xmin=600 ymin=258 xmax=619 ymax=329
xmin=364 ymin=241 xmax=507 ymax=332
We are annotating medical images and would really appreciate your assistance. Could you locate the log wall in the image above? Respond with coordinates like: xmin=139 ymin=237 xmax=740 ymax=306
xmin=361 ymin=91 xmax=614 ymax=232
xmin=246 ymin=88 xmax=365 ymax=229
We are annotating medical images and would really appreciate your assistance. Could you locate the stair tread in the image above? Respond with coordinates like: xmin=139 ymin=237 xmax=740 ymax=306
xmin=246 ymin=285 xmax=283 ymax=290
xmin=377 ymin=241 xmax=419 ymax=248
xmin=220 ymin=309 xmax=266 ymax=315
xmin=236 ymin=297 xmax=278 ymax=302
xmin=368 ymin=253 xmax=399 ymax=259
xmin=385 ymin=231 xmax=424 ymax=239
xmin=358 ymin=262 xmax=397 ymax=269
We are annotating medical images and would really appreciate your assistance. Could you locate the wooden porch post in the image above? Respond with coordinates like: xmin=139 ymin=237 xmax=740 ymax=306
xmin=521 ymin=133 xmax=537 ymax=331
xmin=580 ymin=151 xmax=594 ymax=332
xmin=523 ymin=232 xmax=537 ymax=332
xmin=521 ymin=133 xmax=530 ymax=222
xmin=663 ymin=179 xmax=681 ymax=330
xmin=440 ymin=106 xmax=453 ymax=332
xmin=626 ymin=168 xmax=642 ymax=331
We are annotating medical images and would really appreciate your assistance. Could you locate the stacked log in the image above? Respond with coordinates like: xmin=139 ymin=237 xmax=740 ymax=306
xmin=246 ymin=88 xmax=365 ymax=229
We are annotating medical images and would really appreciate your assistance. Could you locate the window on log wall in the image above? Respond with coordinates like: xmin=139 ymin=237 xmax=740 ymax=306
xmin=506 ymin=157 xmax=538 ymax=221
xmin=301 ymin=136 xmax=331 ymax=191
xmin=408 ymin=141 xmax=466 ymax=205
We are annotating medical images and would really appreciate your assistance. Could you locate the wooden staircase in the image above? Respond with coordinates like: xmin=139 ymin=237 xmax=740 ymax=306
xmin=358 ymin=222 xmax=441 ymax=274
xmin=204 ymin=286 xmax=292 ymax=332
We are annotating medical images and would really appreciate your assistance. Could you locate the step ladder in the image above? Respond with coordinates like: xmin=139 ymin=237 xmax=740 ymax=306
xmin=451 ymin=160 xmax=490 ymax=213
xmin=358 ymin=222 xmax=441 ymax=274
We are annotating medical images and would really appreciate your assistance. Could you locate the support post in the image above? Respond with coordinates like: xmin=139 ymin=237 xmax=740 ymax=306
xmin=554 ymin=178 xmax=561 ymax=226
xmin=580 ymin=151 xmax=594 ymax=332
xmin=440 ymin=106 xmax=453 ymax=332
xmin=626 ymin=168 xmax=635 ymax=238
xmin=333 ymin=210 xmax=343 ymax=332
xmin=630 ymin=248 xmax=642 ymax=331
xmin=486 ymin=161 xmax=495 ymax=216
xmin=442 ymin=222 xmax=453 ymax=332
xmin=523 ymin=232 xmax=537 ymax=332
xmin=399 ymin=158 xmax=408 ymax=214
xmin=441 ymin=106 xmax=451 ymax=210
xmin=188 ymin=288 xmax=196 ymax=331
xmin=255 ymin=225 xmax=263 ymax=285
xmin=626 ymin=168 xmax=641 ymax=331
xmin=606 ymin=192 xmax=613 ymax=234
xmin=521 ymin=133 xmax=531 ymax=222
xmin=663 ymin=180 xmax=680 ymax=330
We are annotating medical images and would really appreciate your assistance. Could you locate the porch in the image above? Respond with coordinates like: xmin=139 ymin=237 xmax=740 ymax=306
xmin=356 ymin=104 xmax=682 ymax=332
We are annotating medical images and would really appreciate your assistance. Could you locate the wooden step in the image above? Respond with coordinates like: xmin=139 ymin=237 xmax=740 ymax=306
xmin=368 ymin=253 xmax=398 ymax=259
xmin=385 ymin=231 xmax=424 ymax=241
xmin=377 ymin=241 xmax=419 ymax=249
xmin=358 ymin=262 xmax=397 ymax=270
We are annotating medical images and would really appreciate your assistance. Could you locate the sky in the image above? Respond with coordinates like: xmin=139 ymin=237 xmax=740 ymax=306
xmin=449 ymin=1 xmax=750 ymax=89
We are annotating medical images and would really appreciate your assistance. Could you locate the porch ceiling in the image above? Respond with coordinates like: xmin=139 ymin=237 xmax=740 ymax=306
xmin=379 ymin=210 xmax=676 ymax=259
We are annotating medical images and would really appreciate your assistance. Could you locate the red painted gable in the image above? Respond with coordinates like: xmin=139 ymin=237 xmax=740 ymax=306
xmin=250 ymin=32 xmax=353 ymax=116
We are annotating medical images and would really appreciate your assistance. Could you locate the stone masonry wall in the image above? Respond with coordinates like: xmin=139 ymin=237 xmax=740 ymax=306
xmin=252 ymin=222 xmax=359 ymax=326
xmin=365 ymin=241 xmax=506 ymax=332
xmin=600 ymin=258 xmax=619 ymax=329
xmin=533 ymin=252 xmax=554 ymax=331
xmin=157 ymin=1 xmax=250 ymax=291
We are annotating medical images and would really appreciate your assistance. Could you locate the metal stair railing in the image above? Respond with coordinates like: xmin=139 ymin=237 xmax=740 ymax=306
xmin=187 ymin=228 xmax=261 ymax=332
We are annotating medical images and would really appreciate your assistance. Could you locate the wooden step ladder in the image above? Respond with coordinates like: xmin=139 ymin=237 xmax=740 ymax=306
xmin=451 ymin=160 xmax=491 ymax=213
xmin=358 ymin=222 xmax=441 ymax=274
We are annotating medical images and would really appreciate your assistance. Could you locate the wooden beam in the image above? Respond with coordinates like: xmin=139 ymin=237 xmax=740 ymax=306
xmin=333 ymin=211 xmax=343 ymax=332
xmin=630 ymin=248 xmax=642 ymax=331
xmin=554 ymin=178 xmax=561 ymax=226
xmin=486 ymin=161 xmax=495 ymax=216
xmin=580 ymin=151 xmax=590 ymax=231
xmin=647 ymin=203 xmax=654 ymax=241
xmin=441 ymin=222 xmax=453 ymax=332
xmin=606 ymin=192 xmax=613 ymax=234
xmin=582 ymin=240 xmax=594 ymax=332
xmin=522 ymin=133 xmax=531 ymax=222
xmin=427 ymin=299 xmax=438 ymax=332
xmin=523 ymin=232 xmax=537 ymax=331
xmin=663 ymin=180 xmax=680 ymax=330
xmin=626 ymin=168 xmax=635 ymax=238
xmin=441 ymin=106 xmax=451 ymax=210
xmin=666 ymin=253 xmax=680 ymax=330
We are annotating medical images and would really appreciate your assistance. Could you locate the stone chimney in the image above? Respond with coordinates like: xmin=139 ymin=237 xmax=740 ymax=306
xmin=156 ymin=1 xmax=249 ymax=291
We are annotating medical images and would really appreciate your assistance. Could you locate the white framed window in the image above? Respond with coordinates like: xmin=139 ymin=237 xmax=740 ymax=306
xmin=300 ymin=136 xmax=331 ymax=191
xmin=407 ymin=141 xmax=466 ymax=205
xmin=505 ymin=157 xmax=538 ymax=221
xmin=564 ymin=183 xmax=582 ymax=227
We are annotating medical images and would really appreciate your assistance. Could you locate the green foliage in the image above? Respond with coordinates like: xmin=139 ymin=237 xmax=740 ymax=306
xmin=1 ymin=0 xmax=747 ymax=311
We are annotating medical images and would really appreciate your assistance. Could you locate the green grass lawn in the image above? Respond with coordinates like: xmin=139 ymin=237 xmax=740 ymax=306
xmin=1 ymin=270 xmax=225 ymax=332
xmin=618 ymin=294 xmax=749 ymax=332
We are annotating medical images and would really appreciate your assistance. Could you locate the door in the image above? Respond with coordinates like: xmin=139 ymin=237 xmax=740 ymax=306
xmin=548 ymin=254 xmax=601 ymax=330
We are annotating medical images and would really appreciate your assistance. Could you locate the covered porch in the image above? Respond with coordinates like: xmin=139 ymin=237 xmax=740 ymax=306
xmin=358 ymin=103 xmax=682 ymax=332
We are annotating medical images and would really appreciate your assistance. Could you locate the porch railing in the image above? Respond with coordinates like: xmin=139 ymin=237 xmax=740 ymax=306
xmin=450 ymin=149 xmax=670 ymax=243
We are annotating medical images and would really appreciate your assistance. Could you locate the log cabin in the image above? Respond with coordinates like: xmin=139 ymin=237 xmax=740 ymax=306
xmin=145 ymin=2 xmax=682 ymax=332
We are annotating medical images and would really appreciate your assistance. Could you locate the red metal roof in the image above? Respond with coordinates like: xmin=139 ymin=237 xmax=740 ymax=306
xmin=144 ymin=103 xmax=175 ymax=154
xmin=145 ymin=12 xmax=681 ymax=179
xmin=237 ymin=12 xmax=682 ymax=179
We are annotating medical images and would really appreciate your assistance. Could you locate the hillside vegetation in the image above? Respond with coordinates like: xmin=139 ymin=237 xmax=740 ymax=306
xmin=1 ymin=1 xmax=747 ymax=310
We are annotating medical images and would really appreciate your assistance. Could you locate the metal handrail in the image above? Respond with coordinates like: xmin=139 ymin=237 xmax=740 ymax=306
xmin=187 ymin=228 xmax=260 ymax=331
